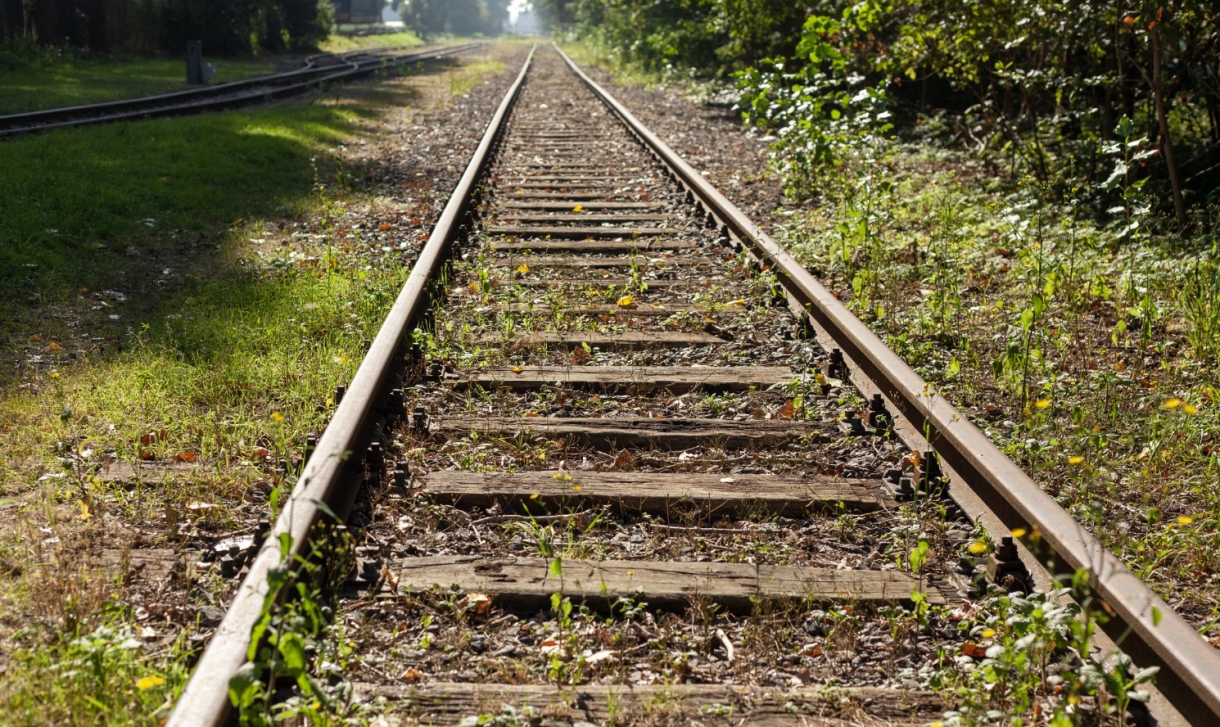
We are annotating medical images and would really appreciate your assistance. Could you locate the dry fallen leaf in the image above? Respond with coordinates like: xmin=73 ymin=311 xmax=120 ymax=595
xmin=613 ymin=449 xmax=634 ymax=470
xmin=467 ymin=592 xmax=493 ymax=615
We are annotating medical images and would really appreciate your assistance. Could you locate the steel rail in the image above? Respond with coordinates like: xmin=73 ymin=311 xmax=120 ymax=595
xmin=164 ymin=43 xmax=537 ymax=727
xmin=554 ymin=44 xmax=1220 ymax=726
xmin=0 ymin=43 xmax=482 ymax=137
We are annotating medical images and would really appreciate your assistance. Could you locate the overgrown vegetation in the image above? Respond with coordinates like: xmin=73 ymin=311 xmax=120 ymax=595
xmin=0 ymin=58 xmax=488 ymax=723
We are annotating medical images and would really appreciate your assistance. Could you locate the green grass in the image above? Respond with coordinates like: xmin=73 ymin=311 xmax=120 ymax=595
xmin=0 ymin=48 xmax=518 ymax=721
xmin=0 ymin=57 xmax=283 ymax=116
xmin=318 ymin=30 xmax=423 ymax=53
xmin=777 ymin=142 xmax=1220 ymax=640
xmin=0 ymin=86 xmax=385 ymax=310
xmin=0 ymin=64 xmax=466 ymax=722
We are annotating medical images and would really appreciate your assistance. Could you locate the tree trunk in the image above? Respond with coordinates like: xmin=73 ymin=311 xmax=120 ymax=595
xmin=1151 ymin=28 xmax=1187 ymax=229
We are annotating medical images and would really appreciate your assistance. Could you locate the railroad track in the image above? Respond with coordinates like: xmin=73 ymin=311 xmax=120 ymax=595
xmin=0 ymin=42 xmax=481 ymax=138
xmin=167 ymin=45 xmax=1220 ymax=726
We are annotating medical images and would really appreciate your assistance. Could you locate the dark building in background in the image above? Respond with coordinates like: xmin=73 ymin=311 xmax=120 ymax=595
xmin=331 ymin=0 xmax=382 ymax=25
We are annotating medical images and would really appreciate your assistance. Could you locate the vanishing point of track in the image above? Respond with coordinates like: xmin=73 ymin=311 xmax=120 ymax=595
xmin=167 ymin=46 xmax=1220 ymax=726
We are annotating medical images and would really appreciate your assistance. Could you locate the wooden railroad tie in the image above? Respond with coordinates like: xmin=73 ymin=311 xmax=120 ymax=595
xmin=430 ymin=415 xmax=834 ymax=449
xmin=499 ymin=191 xmax=636 ymax=199
xmin=487 ymin=303 xmax=716 ymax=317
xmin=495 ymin=213 xmax=673 ymax=223
xmin=354 ymin=683 xmax=941 ymax=726
xmin=470 ymin=331 xmax=726 ymax=350
xmin=391 ymin=556 xmax=943 ymax=611
xmin=487 ymin=225 xmax=688 ymax=239
xmin=491 ymin=254 xmax=712 ymax=268
xmin=505 ymin=277 xmax=692 ymax=288
xmin=420 ymin=470 xmax=880 ymax=514
xmin=451 ymin=364 xmax=789 ymax=391
xmin=490 ymin=239 xmax=696 ymax=255
xmin=497 ymin=201 xmax=663 ymax=209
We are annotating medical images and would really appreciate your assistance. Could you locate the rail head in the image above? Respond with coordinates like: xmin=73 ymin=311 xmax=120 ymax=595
xmin=553 ymin=43 xmax=1220 ymax=727
xmin=164 ymin=43 xmax=536 ymax=727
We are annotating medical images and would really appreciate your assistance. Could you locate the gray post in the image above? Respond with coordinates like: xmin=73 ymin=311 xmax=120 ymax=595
xmin=186 ymin=41 xmax=203 ymax=85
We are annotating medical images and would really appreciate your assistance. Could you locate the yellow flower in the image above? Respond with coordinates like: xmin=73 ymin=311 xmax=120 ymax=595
xmin=617 ymin=295 xmax=635 ymax=307
xmin=530 ymin=493 xmax=539 ymax=499
xmin=271 ymin=412 xmax=285 ymax=423
xmin=1067 ymin=456 xmax=1085 ymax=465
xmin=1034 ymin=399 xmax=1051 ymax=409
xmin=516 ymin=264 xmax=529 ymax=273
xmin=981 ymin=628 xmax=996 ymax=638
xmin=1164 ymin=398 xmax=1182 ymax=409
xmin=135 ymin=675 xmax=165 ymax=691
xmin=1011 ymin=528 xmax=1027 ymax=538
xmin=967 ymin=541 xmax=988 ymax=554
xmin=572 ymin=485 xmax=581 ymax=492
xmin=1176 ymin=515 xmax=1193 ymax=525
xmin=513 ymin=365 xmax=523 ymax=373
xmin=1183 ymin=404 xmax=1199 ymax=415
xmin=572 ymin=204 xmax=583 ymax=212
xmin=552 ymin=472 xmax=572 ymax=482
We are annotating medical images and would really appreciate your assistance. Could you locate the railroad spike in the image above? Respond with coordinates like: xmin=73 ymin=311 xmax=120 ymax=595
xmin=986 ymin=536 xmax=1032 ymax=593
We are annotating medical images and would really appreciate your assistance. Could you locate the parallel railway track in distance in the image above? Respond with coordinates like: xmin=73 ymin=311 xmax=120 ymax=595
xmin=0 ymin=42 xmax=482 ymax=138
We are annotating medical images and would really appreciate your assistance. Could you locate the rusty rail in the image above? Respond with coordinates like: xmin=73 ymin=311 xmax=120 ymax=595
xmin=553 ymin=43 xmax=1220 ymax=727
xmin=163 ymin=43 xmax=537 ymax=727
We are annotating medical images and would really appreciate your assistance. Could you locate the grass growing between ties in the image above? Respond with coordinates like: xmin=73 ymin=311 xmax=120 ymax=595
xmin=0 ymin=49 xmax=511 ymax=723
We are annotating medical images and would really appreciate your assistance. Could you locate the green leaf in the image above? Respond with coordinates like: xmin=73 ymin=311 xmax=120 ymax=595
xmin=1151 ymin=606 xmax=1162 ymax=626
xmin=277 ymin=632 xmax=308 ymax=675
xmin=227 ymin=661 xmax=262 ymax=709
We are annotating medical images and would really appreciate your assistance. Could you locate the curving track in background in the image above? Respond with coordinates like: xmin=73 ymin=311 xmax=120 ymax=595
xmin=0 ymin=42 xmax=482 ymax=138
